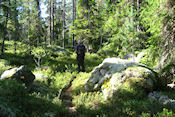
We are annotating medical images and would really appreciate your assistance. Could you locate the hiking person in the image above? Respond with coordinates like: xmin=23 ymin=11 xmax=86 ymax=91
xmin=75 ymin=40 xmax=86 ymax=72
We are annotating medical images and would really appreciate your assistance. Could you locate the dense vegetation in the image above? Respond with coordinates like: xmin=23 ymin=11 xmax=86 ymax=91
xmin=0 ymin=0 xmax=175 ymax=116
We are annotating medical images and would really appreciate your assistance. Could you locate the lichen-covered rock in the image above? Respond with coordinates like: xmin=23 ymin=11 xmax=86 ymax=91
xmin=84 ymin=58 xmax=157 ymax=100
xmin=0 ymin=66 xmax=35 ymax=87
xmin=84 ymin=58 xmax=138 ymax=91
xmin=102 ymin=66 xmax=155 ymax=100
xmin=148 ymin=91 xmax=175 ymax=107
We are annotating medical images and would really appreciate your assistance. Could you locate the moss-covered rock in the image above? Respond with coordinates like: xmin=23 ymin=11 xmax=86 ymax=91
xmin=84 ymin=58 xmax=157 ymax=100
xmin=102 ymin=66 xmax=155 ymax=99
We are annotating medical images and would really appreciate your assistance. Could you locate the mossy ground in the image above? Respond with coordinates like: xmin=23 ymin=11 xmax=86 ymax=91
xmin=0 ymin=40 xmax=175 ymax=116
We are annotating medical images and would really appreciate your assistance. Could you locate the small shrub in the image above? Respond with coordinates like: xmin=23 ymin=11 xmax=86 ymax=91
xmin=0 ymin=79 xmax=28 ymax=105
xmin=31 ymin=46 xmax=46 ymax=68
xmin=154 ymin=108 xmax=175 ymax=117
xmin=139 ymin=49 xmax=158 ymax=68
xmin=53 ymin=71 xmax=77 ymax=90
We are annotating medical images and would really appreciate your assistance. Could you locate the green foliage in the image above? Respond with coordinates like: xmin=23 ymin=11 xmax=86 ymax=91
xmin=0 ymin=0 xmax=174 ymax=115
xmin=71 ymin=0 xmax=105 ymax=51
xmin=73 ymin=92 xmax=104 ymax=109
xmin=0 ymin=79 xmax=28 ymax=103
xmin=71 ymin=72 xmax=91 ymax=95
xmin=142 ymin=108 xmax=175 ymax=117
xmin=84 ymin=53 xmax=103 ymax=72
xmin=31 ymin=46 xmax=46 ymax=59
xmin=0 ymin=79 xmax=28 ymax=116
xmin=158 ymin=63 xmax=175 ymax=87
xmin=1 ymin=39 xmax=175 ymax=116
xmin=0 ymin=59 xmax=11 ymax=74
xmin=0 ymin=78 xmax=67 ymax=116
xmin=139 ymin=49 xmax=159 ymax=67
xmin=0 ymin=104 xmax=16 ymax=117
xmin=155 ymin=108 xmax=175 ymax=116
xmin=160 ymin=63 xmax=175 ymax=75
xmin=31 ymin=46 xmax=46 ymax=68
xmin=53 ymin=71 xmax=76 ymax=90
xmin=98 ymin=0 xmax=146 ymax=57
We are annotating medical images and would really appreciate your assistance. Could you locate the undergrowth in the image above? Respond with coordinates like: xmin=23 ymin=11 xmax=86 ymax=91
xmin=0 ymin=40 xmax=175 ymax=116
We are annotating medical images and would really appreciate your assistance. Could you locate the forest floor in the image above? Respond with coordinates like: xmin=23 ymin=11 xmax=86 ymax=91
xmin=0 ymin=40 xmax=175 ymax=116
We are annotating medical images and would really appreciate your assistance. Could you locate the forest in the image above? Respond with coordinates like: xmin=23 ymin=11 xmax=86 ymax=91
xmin=0 ymin=0 xmax=175 ymax=116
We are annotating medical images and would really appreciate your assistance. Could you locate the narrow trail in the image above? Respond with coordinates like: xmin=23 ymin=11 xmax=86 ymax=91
xmin=60 ymin=76 xmax=77 ymax=116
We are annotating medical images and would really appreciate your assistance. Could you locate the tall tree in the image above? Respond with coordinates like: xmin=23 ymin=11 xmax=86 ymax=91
xmin=62 ymin=0 xmax=65 ymax=48
xmin=49 ymin=0 xmax=52 ymax=45
xmin=72 ymin=0 xmax=76 ymax=46
xmin=12 ymin=0 xmax=19 ymax=54
xmin=35 ymin=0 xmax=42 ymax=46
xmin=72 ymin=0 xmax=105 ymax=52
xmin=52 ymin=0 xmax=55 ymax=44
xmin=1 ymin=0 xmax=9 ymax=56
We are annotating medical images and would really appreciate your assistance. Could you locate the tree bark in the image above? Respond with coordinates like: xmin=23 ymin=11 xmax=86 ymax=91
xmin=26 ymin=1 xmax=32 ymax=54
xmin=49 ymin=0 xmax=52 ymax=45
xmin=35 ymin=0 xmax=41 ymax=46
xmin=72 ymin=0 xmax=75 ymax=46
xmin=52 ymin=0 xmax=55 ymax=44
xmin=57 ymin=5 xmax=61 ymax=45
xmin=13 ymin=0 xmax=20 ymax=54
xmin=62 ymin=0 xmax=65 ymax=48
xmin=1 ymin=2 xmax=9 ymax=56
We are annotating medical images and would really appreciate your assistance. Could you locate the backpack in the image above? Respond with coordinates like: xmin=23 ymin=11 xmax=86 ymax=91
xmin=77 ymin=44 xmax=85 ymax=55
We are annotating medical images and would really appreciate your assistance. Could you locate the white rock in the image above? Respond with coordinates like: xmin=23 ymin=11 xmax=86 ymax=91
xmin=1 ymin=68 xmax=18 ymax=79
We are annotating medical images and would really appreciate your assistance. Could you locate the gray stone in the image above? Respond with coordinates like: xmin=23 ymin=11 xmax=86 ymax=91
xmin=148 ymin=91 xmax=175 ymax=107
xmin=159 ymin=95 xmax=170 ymax=105
xmin=100 ymin=69 xmax=107 ymax=76
xmin=1 ymin=66 xmax=35 ymax=87
xmin=84 ymin=58 xmax=156 ymax=99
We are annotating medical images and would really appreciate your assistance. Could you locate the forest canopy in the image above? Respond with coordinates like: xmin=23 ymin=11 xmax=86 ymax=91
xmin=0 ymin=0 xmax=174 ymax=64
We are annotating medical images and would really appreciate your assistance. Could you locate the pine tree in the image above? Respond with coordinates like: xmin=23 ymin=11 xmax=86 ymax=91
xmin=72 ymin=0 xmax=105 ymax=52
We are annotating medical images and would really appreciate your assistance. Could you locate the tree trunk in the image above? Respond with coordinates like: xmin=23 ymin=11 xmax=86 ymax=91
xmin=52 ymin=0 xmax=55 ymax=44
xmin=27 ymin=1 xmax=31 ymax=54
xmin=49 ymin=0 xmax=52 ymax=45
xmin=131 ymin=0 xmax=135 ymax=60
xmin=62 ymin=0 xmax=65 ymax=48
xmin=72 ymin=0 xmax=75 ymax=46
xmin=14 ymin=0 xmax=19 ymax=55
xmin=1 ymin=2 xmax=9 ymax=56
xmin=136 ymin=0 xmax=140 ymax=32
xmin=100 ymin=35 xmax=103 ymax=48
xmin=35 ymin=0 xmax=41 ymax=46
xmin=57 ymin=5 xmax=61 ymax=45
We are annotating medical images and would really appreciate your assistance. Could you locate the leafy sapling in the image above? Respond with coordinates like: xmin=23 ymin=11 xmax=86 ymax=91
xmin=31 ymin=47 xmax=46 ymax=68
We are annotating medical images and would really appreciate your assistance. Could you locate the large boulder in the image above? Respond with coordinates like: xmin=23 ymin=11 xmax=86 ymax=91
xmin=1 ymin=66 xmax=35 ymax=87
xmin=84 ymin=58 xmax=157 ymax=99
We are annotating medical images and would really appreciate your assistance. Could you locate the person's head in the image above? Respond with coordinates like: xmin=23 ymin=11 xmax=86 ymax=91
xmin=78 ymin=40 xmax=82 ymax=44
